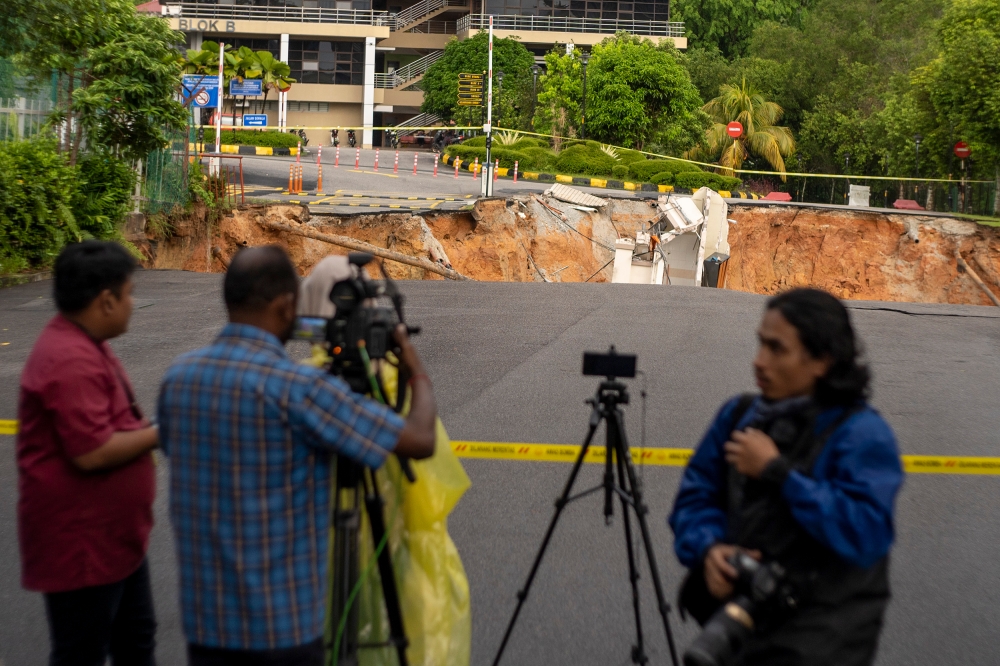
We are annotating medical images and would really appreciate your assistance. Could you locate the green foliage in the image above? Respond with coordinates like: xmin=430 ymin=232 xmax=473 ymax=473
xmin=553 ymin=144 xmax=617 ymax=176
xmin=612 ymin=164 xmax=630 ymax=178
xmin=201 ymin=129 xmax=301 ymax=148
xmin=421 ymin=32 xmax=535 ymax=129
xmin=616 ymin=148 xmax=647 ymax=165
xmin=674 ymin=170 xmax=742 ymax=191
xmin=586 ymin=34 xmax=709 ymax=152
xmin=444 ymin=145 xmax=539 ymax=170
xmin=520 ymin=146 xmax=557 ymax=170
xmin=462 ymin=136 xmax=487 ymax=147
xmin=0 ymin=138 xmax=79 ymax=268
xmin=628 ymin=159 xmax=701 ymax=181
xmin=184 ymin=43 xmax=295 ymax=117
xmin=673 ymin=0 xmax=809 ymax=57
xmin=73 ymin=153 xmax=135 ymax=239
xmin=533 ymin=47 xmax=584 ymax=143
xmin=650 ymin=171 xmax=675 ymax=185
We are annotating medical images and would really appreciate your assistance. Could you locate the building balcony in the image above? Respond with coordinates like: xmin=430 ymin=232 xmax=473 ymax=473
xmin=457 ymin=13 xmax=685 ymax=46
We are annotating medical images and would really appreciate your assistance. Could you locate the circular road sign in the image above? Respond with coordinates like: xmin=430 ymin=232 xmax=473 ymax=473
xmin=194 ymin=90 xmax=211 ymax=107
xmin=727 ymin=121 xmax=743 ymax=138
xmin=954 ymin=141 xmax=971 ymax=159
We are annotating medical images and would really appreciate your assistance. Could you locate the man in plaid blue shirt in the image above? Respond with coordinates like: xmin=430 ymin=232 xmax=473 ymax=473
xmin=158 ymin=246 xmax=437 ymax=666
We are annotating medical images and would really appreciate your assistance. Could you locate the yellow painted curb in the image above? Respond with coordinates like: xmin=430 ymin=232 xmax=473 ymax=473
xmin=255 ymin=146 xmax=273 ymax=156
xmin=624 ymin=182 xmax=638 ymax=191
xmin=523 ymin=172 xmax=539 ymax=180
xmin=590 ymin=178 xmax=607 ymax=188
xmin=556 ymin=174 xmax=574 ymax=184
xmin=657 ymin=184 xmax=674 ymax=193
xmin=718 ymin=190 xmax=731 ymax=198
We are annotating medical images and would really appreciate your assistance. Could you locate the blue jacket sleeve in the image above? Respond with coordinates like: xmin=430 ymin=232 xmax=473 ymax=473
xmin=668 ymin=397 xmax=744 ymax=568
xmin=782 ymin=407 xmax=903 ymax=568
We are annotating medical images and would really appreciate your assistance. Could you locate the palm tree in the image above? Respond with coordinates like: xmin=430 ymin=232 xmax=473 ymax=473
xmin=254 ymin=51 xmax=294 ymax=116
xmin=697 ymin=79 xmax=795 ymax=179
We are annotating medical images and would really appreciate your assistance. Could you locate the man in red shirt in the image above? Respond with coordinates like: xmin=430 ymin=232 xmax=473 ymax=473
xmin=17 ymin=241 xmax=159 ymax=666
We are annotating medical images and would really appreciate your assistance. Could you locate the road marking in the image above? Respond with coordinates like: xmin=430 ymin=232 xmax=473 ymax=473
xmin=448 ymin=441 xmax=1000 ymax=476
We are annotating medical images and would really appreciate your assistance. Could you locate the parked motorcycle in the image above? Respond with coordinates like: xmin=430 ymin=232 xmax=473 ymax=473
xmin=348 ymin=129 xmax=357 ymax=147
xmin=331 ymin=128 xmax=340 ymax=147
xmin=385 ymin=129 xmax=400 ymax=150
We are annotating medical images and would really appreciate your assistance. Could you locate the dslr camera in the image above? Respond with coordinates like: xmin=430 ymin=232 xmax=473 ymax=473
xmin=293 ymin=252 xmax=417 ymax=394
xmin=683 ymin=552 xmax=798 ymax=666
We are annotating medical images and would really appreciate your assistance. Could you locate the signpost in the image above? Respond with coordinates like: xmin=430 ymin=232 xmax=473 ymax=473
xmin=457 ymin=72 xmax=484 ymax=107
xmin=954 ymin=141 xmax=971 ymax=159
xmin=182 ymin=75 xmax=220 ymax=109
xmin=727 ymin=121 xmax=743 ymax=139
xmin=230 ymin=79 xmax=263 ymax=96
xmin=243 ymin=114 xmax=268 ymax=127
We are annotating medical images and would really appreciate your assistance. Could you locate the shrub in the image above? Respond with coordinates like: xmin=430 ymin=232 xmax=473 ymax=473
xmin=510 ymin=138 xmax=550 ymax=150
xmin=74 ymin=154 xmax=136 ymax=239
xmin=0 ymin=138 xmax=79 ymax=268
xmin=616 ymin=148 xmax=647 ymax=165
xmin=554 ymin=144 xmax=616 ymax=176
xmin=650 ymin=171 xmax=675 ymax=185
xmin=444 ymin=145 xmax=537 ymax=170
xmin=612 ymin=164 xmax=629 ymax=178
xmin=202 ymin=128 xmax=301 ymax=148
xmin=628 ymin=159 xmax=701 ymax=182
xmin=674 ymin=171 xmax=742 ymax=191
xmin=462 ymin=135 xmax=487 ymax=147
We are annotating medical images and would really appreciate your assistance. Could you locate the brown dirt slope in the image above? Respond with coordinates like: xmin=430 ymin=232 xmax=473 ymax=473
xmin=726 ymin=205 xmax=1000 ymax=306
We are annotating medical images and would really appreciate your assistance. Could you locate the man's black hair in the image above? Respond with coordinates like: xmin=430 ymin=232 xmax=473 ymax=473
xmin=767 ymin=288 xmax=871 ymax=406
xmin=224 ymin=245 xmax=299 ymax=312
xmin=54 ymin=241 xmax=137 ymax=314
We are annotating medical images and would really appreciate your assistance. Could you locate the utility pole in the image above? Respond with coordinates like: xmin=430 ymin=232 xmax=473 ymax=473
xmin=212 ymin=41 xmax=224 ymax=175
xmin=482 ymin=16 xmax=494 ymax=197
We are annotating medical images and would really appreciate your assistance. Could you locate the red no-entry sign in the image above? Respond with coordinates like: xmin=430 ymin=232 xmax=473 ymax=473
xmin=727 ymin=121 xmax=743 ymax=138
xmin=954 ymin=141 xmax=971 ymax=159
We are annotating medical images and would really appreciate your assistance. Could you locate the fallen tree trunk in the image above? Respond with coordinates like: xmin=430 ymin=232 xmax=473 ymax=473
xmin=956 ymin=252 xmax=1000 ymax=307
xmin=258 ymin=217 xmax=473 ymax=281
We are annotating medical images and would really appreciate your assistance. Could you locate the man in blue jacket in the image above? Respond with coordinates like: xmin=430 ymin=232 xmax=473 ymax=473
xmin=669 ymin=288 xmax=903 ymax=666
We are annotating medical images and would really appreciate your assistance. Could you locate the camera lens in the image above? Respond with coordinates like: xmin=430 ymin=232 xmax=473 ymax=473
xmin=682 ymin=599 xmax=756 ymax=666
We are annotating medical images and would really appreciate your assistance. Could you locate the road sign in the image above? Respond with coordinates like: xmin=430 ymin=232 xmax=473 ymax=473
xmin=230 ymin=79 xmax=263 ymax=96
xmin=182 ymin=74 xmax=219 ymax=108
xmin=457 ymin=72 xmax=484 ymax=107
xmin=243 ymin=114 xmax=268 ymax=127
xmin=954 ymin=141 xmax=971 ymax=159
xmin=727 ymin=121 xmax=743 ymax=138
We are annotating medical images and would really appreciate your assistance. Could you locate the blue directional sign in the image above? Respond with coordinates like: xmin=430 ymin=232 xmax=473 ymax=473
xmin=230 ymin=79 xmax=263 ymax=96
xmin=182 ymin=75 xmax=220 ymax=108
xmin=243 ymin=114 xmax=268 ymax=127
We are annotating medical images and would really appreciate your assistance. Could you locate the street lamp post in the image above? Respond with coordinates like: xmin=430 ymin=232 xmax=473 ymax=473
xmin=579 ymin=51 xmax=589 ymax=140
xmin=496 ymin=69 xmax=504 ymax=126
xmin=531 ymin=63 xmax=540 ymax=124
xmin=913 ymin=133 xmax=922 ymax=199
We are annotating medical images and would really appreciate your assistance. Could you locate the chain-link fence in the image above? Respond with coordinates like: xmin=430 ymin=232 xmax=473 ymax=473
xmin=143 ymin=126 xmax=192 ymax=215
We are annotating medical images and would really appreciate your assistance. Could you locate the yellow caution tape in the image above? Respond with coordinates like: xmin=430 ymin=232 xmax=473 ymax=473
xmin=451 ymin=441 xmax=1000 ymax=476
xmin=0 ymin=422 xmax=994 ymax=475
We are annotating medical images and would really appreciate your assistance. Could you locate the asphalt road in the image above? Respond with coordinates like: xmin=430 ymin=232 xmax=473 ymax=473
xmin=2 ymin=273 xmax=1000 ymax=665
xmin=232 ymin=149 xmax=645 ymax=214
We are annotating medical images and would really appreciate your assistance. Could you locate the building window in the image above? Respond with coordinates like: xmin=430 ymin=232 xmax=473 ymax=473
xmin=288 ymin=40 xmax=364 ymax=85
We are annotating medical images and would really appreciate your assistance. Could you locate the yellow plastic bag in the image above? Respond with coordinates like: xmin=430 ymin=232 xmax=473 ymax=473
xmin=350 ymin=364 xmax=472 ymax=666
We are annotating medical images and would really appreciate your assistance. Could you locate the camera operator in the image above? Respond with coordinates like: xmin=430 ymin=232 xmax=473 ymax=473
xmin=157 ymin=246 xmax=436 ymax=666
xmin=669 ymin=288 xmax=903 ymax=666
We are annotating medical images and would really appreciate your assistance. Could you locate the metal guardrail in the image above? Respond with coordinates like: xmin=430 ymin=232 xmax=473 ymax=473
xmin=374 ymin=51 xmax=443 ymax=88
xmin=390 ymin=0 xmax=467 ymax=30
xmin=407 ymin=20 xmax=457 ymax=34
xmin=167 ymin=3 xmax=391 ymax=25
xmin=457 ymin=14 xmax=685 ymax=37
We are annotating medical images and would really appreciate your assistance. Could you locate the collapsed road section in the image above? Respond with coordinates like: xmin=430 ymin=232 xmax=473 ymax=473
xmin=138 ymin=188 xmax=1000 ymax=307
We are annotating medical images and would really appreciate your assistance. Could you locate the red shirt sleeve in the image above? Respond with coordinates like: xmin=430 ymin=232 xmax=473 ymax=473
xmin=39 ymin=353 xmax=117 ymax=459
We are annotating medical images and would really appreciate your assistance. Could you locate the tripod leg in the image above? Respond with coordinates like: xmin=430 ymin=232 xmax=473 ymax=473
xmin=364 ymin=471 xmax=409 ymax=666
xmin=616 ymin=450 xmax=647 ymax=665
xmin=491 ymin=416 xmax=602 ymax=666
xmin=611 ymin=413 xmax=681 ymax=666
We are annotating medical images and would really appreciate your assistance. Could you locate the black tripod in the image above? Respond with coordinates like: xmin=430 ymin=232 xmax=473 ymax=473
xmin=330 ymin=457 xmax=409 ymax=666
xmin=492 ymin=377 xmax=680 ymax=666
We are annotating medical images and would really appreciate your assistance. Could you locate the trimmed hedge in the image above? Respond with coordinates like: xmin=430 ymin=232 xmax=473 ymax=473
xmin=616 ymin=148 xmax=647 ymax=165
xmin=612 ymin=164 xmax=629 ymax=178
xmin=674 ymin=171 xmax=742 ymax=191
xmin=522 ymin=146 xmax=557 ymax=170
xmin=444 ymin=145 xmax=540 ymax=171
xmin=650 ymin=171 xmax=675 ymax=185
xmin=201 ymin=129 xmax=301 ymax=148
xmin=554 ymin=144 xmax=617 ymax=176
xmin=462 ymin=135 xmax=487 ymax=147
xmin=628 ymin=159 xmax=701 ymax=182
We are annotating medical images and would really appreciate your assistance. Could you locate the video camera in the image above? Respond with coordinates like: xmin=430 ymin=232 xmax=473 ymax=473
xmin=293 ymin=252 xmax=419 ymax=394
xmin=683 ymin=552 xmax=798 ymax=666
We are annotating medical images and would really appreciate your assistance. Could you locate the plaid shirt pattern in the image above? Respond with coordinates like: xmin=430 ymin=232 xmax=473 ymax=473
xmin=158 ymin=323 xmax=404 ymax=650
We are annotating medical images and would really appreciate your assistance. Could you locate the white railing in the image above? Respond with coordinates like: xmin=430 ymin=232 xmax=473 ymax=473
xmin=407 ymin=20 xmax=457 ymax=33
xmin=457 ymin=14 xmax=685 ymax=37
xmin=167 ymin=3 xmax=391 ymax=25
xmin=0 ymin=97 xmax=52 ymax=141
xmin=395 ymin=112 xmax=441 ymax=136
xmin=374 ymin=51 xmax=443 ymax=88
xmin=390 ymin=0 xmax=467 ymax=30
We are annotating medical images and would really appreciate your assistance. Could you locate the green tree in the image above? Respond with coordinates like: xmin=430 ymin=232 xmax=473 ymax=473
xmin=586 ymin=34 xmax=707 ymax=152
xmin=916 ymin=0 xmax=1000 ymax=212
xmin=532 ymin=47 xmax=583 ymax=149
xmin=673 ymin=0 xmax=809 ymax=58
xmin=421 ymin=32 xmax=534 ymax=129
xmin=695 ymin=78 xmax=795 ymax=176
